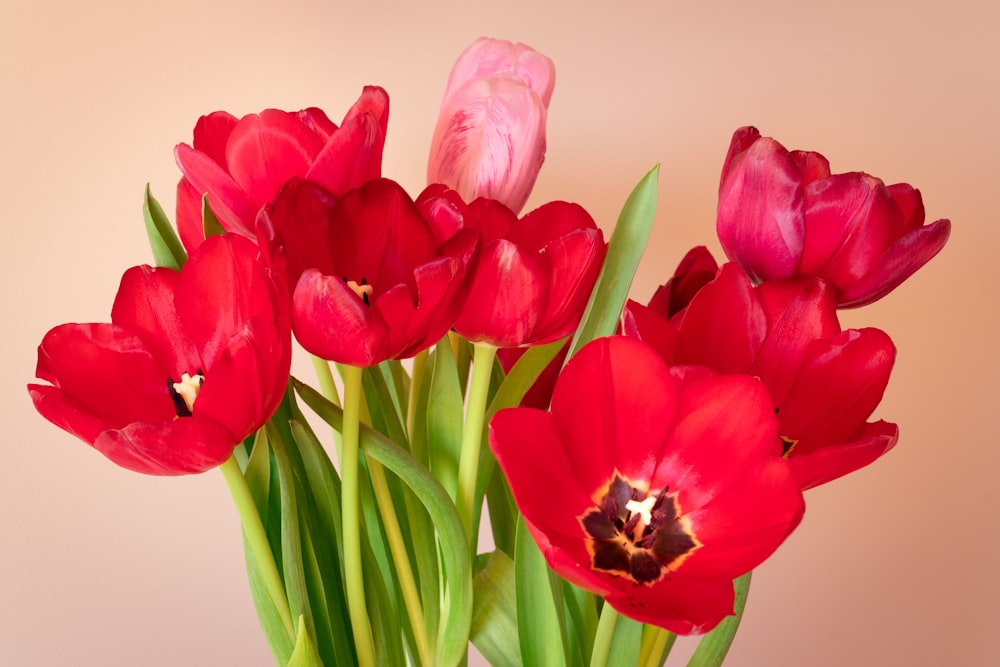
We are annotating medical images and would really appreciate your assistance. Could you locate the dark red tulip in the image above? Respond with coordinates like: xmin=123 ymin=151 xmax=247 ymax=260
xmin=258 ymin=178 xmax=475 ymax=367
xmin=490 ymin=336 xmax=804 ymax=633
xmin=175 ymin=88 xmax=389 ymax=250
xmin=717 ymin=126 xmax=950 ymax=307
xmin=29 ymin=235 xmax=291 ymax=475
xmin=626 ymin=262 xmax=899 ymax=488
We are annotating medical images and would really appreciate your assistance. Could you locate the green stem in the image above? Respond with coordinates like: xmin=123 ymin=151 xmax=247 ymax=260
xmin=219 ymin=454 xmax=296 ymax=643
xmin=310 ymin=355 xmax=341 ymax=408
xmin=455 ymin=342 xmax=497 ymax=542
xmin=686 ymin=572 xmax=752 ymax=667
xmin=406 ymin=349 xmax=428 ymax=447
xmin=342 ymin=364 xmax=377 ymax=667
xmin=367 ymin=459 xmax=431 ymax=666
xmin=639 ymin=625 xmax=676 ymax=667
xmin=589 ymin=605 xmax=619 ymax=667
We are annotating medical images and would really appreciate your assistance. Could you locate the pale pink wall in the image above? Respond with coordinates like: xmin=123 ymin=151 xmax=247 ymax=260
xmin=3 ymin=1 xmax=997 ymax=665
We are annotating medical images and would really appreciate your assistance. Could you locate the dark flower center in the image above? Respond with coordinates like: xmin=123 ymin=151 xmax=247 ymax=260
xmin=167 ymin=370 xmax=204 ymax=418
xmin=780 ymin=436 xmax=798 ymax=457
xmin=579 ymin=473 xmax=699 ymax=585
xmin=343 ymin=276 xmax=372 ymax=306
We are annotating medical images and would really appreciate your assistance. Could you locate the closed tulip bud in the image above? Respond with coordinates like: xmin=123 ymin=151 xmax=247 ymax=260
xmin=428 ymin=37 xmax=555 ymax=214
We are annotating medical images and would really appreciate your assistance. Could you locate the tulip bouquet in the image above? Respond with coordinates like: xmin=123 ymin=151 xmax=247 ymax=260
xmin=28 ymin=37 xmax=950 ymax=667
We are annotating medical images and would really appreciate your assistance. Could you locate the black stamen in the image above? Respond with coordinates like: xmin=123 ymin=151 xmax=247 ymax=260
xmin=167 ymin=377 xmax=192 ymax=418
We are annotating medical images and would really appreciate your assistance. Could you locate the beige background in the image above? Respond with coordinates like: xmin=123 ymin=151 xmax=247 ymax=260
xmin=3 ymin=0 xmax=997 ymax=665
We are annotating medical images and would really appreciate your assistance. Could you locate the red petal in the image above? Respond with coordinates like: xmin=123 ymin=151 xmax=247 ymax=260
xmin=327 ymin=179 xmax=437 ymax=295
xmin=622 ymin=299 xmax=677 ymax=366
xmin=605 ymin=575 xmax=735 ymax=635
xmin=95 ymin=416 xmax=238 ymax=475
xmin=174 ymin=235 xmax=279 ymax=369
xmin=533 ymin=227 xmax=605 ymax=343
xmin=176 ymin=178 xmax=209 ymax=252
xmin=788 ymin=150 xmax=830 ymax=185
xmin=257 ymin=178 xmax=339 ymax=286
xmin=549 ymin=337 xmax=677 ymax=492
xmin=191 ymin=111 xmax=238 ymax=166
xmin=651 ymin=374 xmax=780 ymax=511
xmin=380 ymin=255 xmax=466 ymax=360
xmin=676 ymin=263 xmax=764 ymax=373
xmin=791 ymin=420 xmax=899 ymax=489
xmin=717 ymin=135 xmax=805 ymax=281
xmin=453 ymin=238 xmax=546 ymax=347
xmin=887 ymin=183 xmax=925 ymax=234
xmin=225 ymin=109 xmax=325 ymax=208
xmin=110 ymin=266 xmax=203 ymax=378
xmin=648 ymin=246 xmax=720 ymax=318
xmin=32 ymin=323 xmax=173 ymax=431
xmin=173 ymin=143 xmax=259 ymax=236
xmin=799 ymin=173 xmax=904 ymax=288
xmin=507 ymin=201 xmax=598 ymax=251
xmin=750 ymin=277 xmax=840 ymax=405
xmin=682 ymin=457 xmax=803 ymax=578
xmin=779 ymin=328 xmax=895 ymax=444
xmin=292 ymin=269 xmax=387 ymax=366
xmin=306 ymin=87 xmax=389 ymax=197
xmin=837 ymin=218 xmax=951 ymax=308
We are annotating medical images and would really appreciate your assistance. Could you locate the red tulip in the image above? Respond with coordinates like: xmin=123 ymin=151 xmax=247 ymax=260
xmin=258 ymin=178 xmax=475 ymax=367
xmin=717 ymin=126 xmax=950 ymax=307
xmin=175 ymin=87 xmax=389 ymax=250
xmin=428 ymin=37 xmax=554 ymax=214
xmin=489 ymin=336 xmax=804 ymax=633
xmin=28 ymin=235 xmax=291 ymax=475
xmin=437 ymin=191 xmax=605 ymax=348
xmin=626 ymin=262 xmax=899 ymax=489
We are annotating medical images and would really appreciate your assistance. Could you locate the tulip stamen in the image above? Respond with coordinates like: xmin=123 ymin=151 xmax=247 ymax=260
xmin=343 ymin=276 xmax=373 ymax=306
xmin=580 ymin=473 xmax=700 ymax=585
xmin=780 ymin=436 xmax=799 ymax=457
xmin=168 ymin=370 xmax=204 ymax=417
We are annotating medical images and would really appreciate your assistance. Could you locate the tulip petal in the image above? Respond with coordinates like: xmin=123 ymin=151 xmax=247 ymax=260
xmin=622 ymin=299 xmax=677 ymax=365
xmin=676 ymin=263 xmax=764 ymax=373
xmin=837 ymin=218 xmax=951 ymax=308
xmin=306 ymin=86 xmax=389 ymax=197
xmin=605 ymin=574 xmax=735 ymax=635
xmin=292 ymin=268 xmax=387 ymax=366
xmin=717 ymin=135 xmax=805 ymax=281
xmin=96 ymin=416 xmax=239 ymax=475
xmin=454 ymin=238 xmax=547 ymax=347
xmin=550 ymin=337 xmax=677 ymax=492
xmin=534 ymin=227 xmax=605 ymax=343
xmin=379 ymin=256 xmax=466 ymax=360
xmin=174 ymin=143 xmax=259 ymax=236
xmin=791 ymin=420 xmax=899 ymax=489
xmin=225 ymin=109 xmax=326 ymax=207
xmin=257 ymin=178 xmax=339 ymax=285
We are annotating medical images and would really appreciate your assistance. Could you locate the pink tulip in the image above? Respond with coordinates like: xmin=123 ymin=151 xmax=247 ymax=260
xmin=427 ymin=37 xmax=555 ymax=214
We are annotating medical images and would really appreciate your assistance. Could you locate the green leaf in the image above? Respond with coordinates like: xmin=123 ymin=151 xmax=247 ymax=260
xmin=515 ymin=516 xmax=568 ymax=667
xmin=570 ymin=165 xmax=660 ymax=356
xmin=426 ymin=340 xmax=464 ymax=497
xmin=471 ymin=550 xmax=522 ymax=667
xmin=202 ymin=194 xmax=225 ymax=238
xmin=605 ymin=613 xmax=644 ymax=667
xmin=686 ymin=572 xmax=752 ymax=667
xmin=142 ymin=184 xmax=186 ymax=269
xmin=268 ymin=423 xmax=317 ymax=662
xmin=294 ymin=379 xmax=473 ymax=667
xmin=243 ymin=536 xmax=295 ymax=665
xmin=286 ymin=616 xmax=323 ymax=667
xmin=562 ymin=581 xmax=598 ymax=667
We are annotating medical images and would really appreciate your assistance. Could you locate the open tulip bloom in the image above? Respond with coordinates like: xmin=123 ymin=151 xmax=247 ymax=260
xmin=29 ymin=36 xmax=950 ymax=667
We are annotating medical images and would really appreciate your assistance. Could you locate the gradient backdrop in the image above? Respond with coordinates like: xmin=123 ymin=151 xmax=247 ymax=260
xmin=3 ymin=1 xmax=997 ymax=665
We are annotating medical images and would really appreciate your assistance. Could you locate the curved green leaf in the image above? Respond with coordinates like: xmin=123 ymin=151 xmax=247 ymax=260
xmin=142 ymin=184 xmax=186 ymax=269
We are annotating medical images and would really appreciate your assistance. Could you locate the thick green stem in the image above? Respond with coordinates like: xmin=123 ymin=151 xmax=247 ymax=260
xmin=639 ymin=625 xmax=676 ymax=667
xmin=219 ymin=454 xmax=296 ymax=643
xmin=342 ymin=364 xmax=377 ymax=667
xmin=455 ymin=343 xmax=497 ymax=542
xmin=589 ymin=605 xmax=619 ymax=667
xmin=406 ymin=349 xmax=428 ymax=447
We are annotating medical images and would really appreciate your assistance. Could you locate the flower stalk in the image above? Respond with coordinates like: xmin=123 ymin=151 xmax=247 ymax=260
xmin=456 ymin=342 xmax=498 ymax=541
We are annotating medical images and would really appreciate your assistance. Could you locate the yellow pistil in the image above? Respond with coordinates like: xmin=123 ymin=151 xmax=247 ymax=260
xmin=346 ymin=279 xmax=373 ymax=305
xmin=172 ymin=372 xmax=204 ymax=414
xmin=626 ymin=495 xmax=658 ymax=528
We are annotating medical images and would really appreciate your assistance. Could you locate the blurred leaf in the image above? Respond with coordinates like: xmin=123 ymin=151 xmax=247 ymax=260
xmin=471 ymin=550 xmax=522 ymax=667
xmin=286 ymin=616 xmax=323 ymax=667
xmin=562 ymin=581 xmax=598 ymax=667
xmin=605 ymin=613 xmax=643 ymax=667
xmin=570 ymin=165 xmax=660 ymax=356
xmin=142 ymin=184 xmax=186 ymax=269
xmin=244 ymin=535 xmax=295 ymax=665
